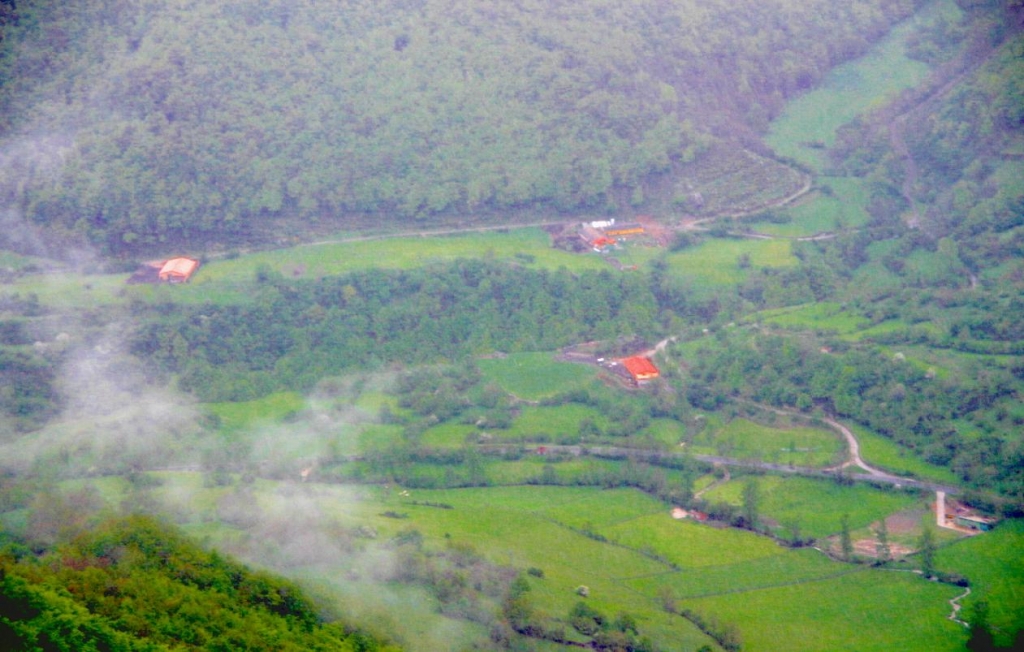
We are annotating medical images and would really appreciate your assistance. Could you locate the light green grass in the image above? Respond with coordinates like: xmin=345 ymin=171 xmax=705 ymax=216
xmin=849 ymin=424 xmax=959 ymax=484
xmin=766 ymin=3 xmax=943 ymax=170
xmin=198 ymin=229 xmax=606 ymax=286
xmin=477 ymin=352 xmax=597 ymax=401
xmin=683 ymin=569 xmax=966 ymax=652
xmin=664 ymin=238 xmax=797 ymax=285
xmin=204 ymin=391 xmax=306 ymax=431
xmin=603 ymin=513 xmax=784 ymax=569
xmin=703 ymin=476 xmax=920 ymax=540
xmin=502 ymin=404 xmax=609 ymax=442
xmin=758 ymin=302 xmax=869 ymax=334
xmin=749 ymin=177 xmax=871 ymax=237
xmin=689 ymin=418 xmax=844 ymax=468
xmin=624 ymin=547 xmax=845 ymax=599
xmin=937 ymin=519 xmax=1024 ymax=647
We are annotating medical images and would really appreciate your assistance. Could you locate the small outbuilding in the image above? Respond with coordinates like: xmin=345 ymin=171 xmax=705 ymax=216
xmin=620 ymin=356 xmax=660 ymax=385
xmin=158 ymin=257 xmax=200 ymax=283
xmin=954 ymin=515 xmax=997 ymax=532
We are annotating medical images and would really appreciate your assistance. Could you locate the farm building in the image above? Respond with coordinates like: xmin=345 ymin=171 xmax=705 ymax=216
xmin=604 ymin=223 xmax=645 ymax=237
xmin=954 ymin=514 xmax=997 ymax=531
xmin=619 ymin=356 xmax=660 ymax=385
xmin=159 ymin=257 xmax=200 ymax=283
xmin=127 ymin=257 xmax=200 ymax=284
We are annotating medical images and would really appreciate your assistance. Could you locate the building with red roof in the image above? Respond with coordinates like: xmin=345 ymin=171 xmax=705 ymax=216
xmin=619 ymin=356 xmax=660 ymax=385
xmin=158 ymin=257 xmax=200 ymax=283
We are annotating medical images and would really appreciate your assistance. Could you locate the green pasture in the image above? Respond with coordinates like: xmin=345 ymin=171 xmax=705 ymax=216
xmin=204 ymin=391 xmax=306 ymax=432
xmin=765 ymin=0 xmax=947 ymax=170
xmin=477 ymin=352 xmax=597 ymax=401
xmin=702 ymin=475 xmax=921 ymax=540
xmin=505 ymin=404 xmax=607 ymax=441
xmin=197 ymin=228 xmax=605 ymax=285
xmin=603 ymin=513 xmax=783 ymax=569
xmin=6 ymin=271 xmax=133 ymax=308
xmin=748 ymin=177 xmax=871 ymax=237
xmin=683 ymin=569 xmax=966 ymax=652
xmin=937 ymin=519 xmax=1024 ymax=647
xmin=754 ymin=301 xmax=868 ymax=334
xmin=849 ymin=424 xmax=959 ymax=484
xmin=689 ymin=418 xmax=844 ymax=468
xmin=624 ymin=546 xmax=846 ymax=599
xmin=664 ymin=238 xmax=797 ymax=285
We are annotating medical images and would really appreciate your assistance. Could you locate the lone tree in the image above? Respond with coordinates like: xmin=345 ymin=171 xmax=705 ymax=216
xmin=875 ymin=519 xmax=892 ymax=564
xmin=839 ymin=513 xmax=854 ymax=561
xmin=742 ymin=479 xmax=760 ymax=531
xmin=918 ymin=526 xmax=937 ymax=577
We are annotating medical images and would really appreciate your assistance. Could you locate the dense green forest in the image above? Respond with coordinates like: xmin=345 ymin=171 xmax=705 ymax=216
xmin=0 ymin=0 xmax=925 ymax=253
xmin=0 ymin=515 xmax=398 ymax=651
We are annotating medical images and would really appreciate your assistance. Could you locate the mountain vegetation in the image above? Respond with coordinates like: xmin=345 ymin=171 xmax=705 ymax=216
xmin=0 ymin=0 xmax=924 ymax=253
xmin=0 ymin=515 xmax=398 ymax=651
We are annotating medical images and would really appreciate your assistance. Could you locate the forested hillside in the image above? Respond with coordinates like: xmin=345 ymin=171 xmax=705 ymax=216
xmin=0 ymin=515 xmax=398 ymax=651
xmin=0 ymin=0 xmax=923 ymax=253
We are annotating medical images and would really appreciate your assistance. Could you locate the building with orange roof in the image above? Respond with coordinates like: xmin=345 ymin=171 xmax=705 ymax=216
xmin=158 ymin=257 xmax=200 ymax=283
xmin=619 ymin=356 xmax=660 ymax=386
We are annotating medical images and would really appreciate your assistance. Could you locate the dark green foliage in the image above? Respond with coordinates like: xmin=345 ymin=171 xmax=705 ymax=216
xmin=0 ymin=348 xmax=60 ymax=431
xmin=131 ymin=260 xmax=665 ymax=401
xmin=677 ymin=328 xmax=1023 ymax=494
xmin=0 ymin=0 xmax=923 ymax=253
xmin=0 ymin=515 xmax=396 ymax=651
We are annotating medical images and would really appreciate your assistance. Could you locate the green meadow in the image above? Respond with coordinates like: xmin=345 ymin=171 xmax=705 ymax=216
xmin=937 ymin=520 xmax=1024 ymax=647
xmin=683 ymin=569 xmax=965 ymax=652
xmin=702 ymin=475 xmax=920 ymax=540
xmin=197 ymin=228 xmax=607 ymax=285
xmin=664 ymin=238 xmax=798 ymax=285
xmin=689 ymin=418 xmax=844 ymax=468
xmin=753 ymin=301 xmax=869 ymax=334
xmin=848 ymin=424 xmax=959 ymax=484
xmin=477 ymin=352 xmax=598 ymax=401
xmin=765 ymin=0 xmax=957 ymax=170
xmin=748 ymin=177 xmax=871 ymax=237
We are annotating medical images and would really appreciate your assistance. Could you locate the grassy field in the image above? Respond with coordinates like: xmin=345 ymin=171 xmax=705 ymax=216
xmin=937 ymin=519 xmax=1024 ymax=647
xmin=197 ymin=228 xmax=606 ymax=285
xmin=204 ymin=391 xmax=306 ymax=432
xmin=23 ymin=472 xmax=991 ymax=652
xmin=477 ymin=352 xmax=597 ymax=401
xmin=753 ymin=301 xmax=869 ymax=334
xmin=682 ymin=569 xmax=965 ymax=652
xmin=764 ymin=0 xmax=955 ymax=170
xmin=768 ymin=0 xmax=966 ymax=168
xmin=689 ymin=418 xmax=844 ymax=468
xmin=6 ymin=227 xmax=613 ymax=308
xmin=702 ymin=475 xmax=921 ymax=540
xmin=664 ymin=238 xmax=798 ymax=285
xmin=747 ymin=177 xmax=872 ymax=237
xmin=848 ymin=424 xmax=960 ymax=484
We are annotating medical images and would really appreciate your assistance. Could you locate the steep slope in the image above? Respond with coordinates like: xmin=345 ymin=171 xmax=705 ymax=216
xmin=0 ymin=0 xmax=922 ymax=253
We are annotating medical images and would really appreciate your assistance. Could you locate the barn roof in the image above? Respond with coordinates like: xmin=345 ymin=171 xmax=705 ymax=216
xmin=620 ymin=356 xmax=659 ymax=378
xmin=159 ymin=257 xmax=199 ymax=279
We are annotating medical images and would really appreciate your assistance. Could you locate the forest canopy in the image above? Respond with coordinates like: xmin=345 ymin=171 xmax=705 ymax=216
xmin=0 ymin=0 xmax=923 ymax=253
